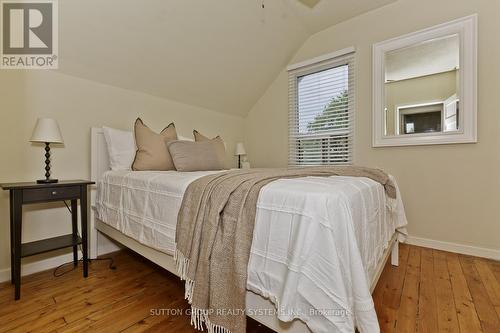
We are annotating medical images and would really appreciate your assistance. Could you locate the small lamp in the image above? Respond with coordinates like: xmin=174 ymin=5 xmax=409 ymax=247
xmin=234 ymin=142 xmax=246 ymax=169
xmin=30 ymin=118 xmax=64 ymax=184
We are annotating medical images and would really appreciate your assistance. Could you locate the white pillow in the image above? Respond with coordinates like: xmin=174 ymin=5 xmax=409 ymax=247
xmin=102 ymin=127 xmax=136 ymax=171
xmin=178 ymin=135 xmax=194 ymax=141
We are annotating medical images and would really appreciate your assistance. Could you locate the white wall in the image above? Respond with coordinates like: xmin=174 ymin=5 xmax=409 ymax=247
xmin=244 ymin=0 xmax=500 ymax=255
xmin=0 ymin=70 xmax=244 ymax=278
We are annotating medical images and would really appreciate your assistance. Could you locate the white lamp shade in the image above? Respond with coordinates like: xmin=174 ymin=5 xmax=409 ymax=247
xmin=234 ymin=142 xmax=246 ymax=156
xmin=30 ymin=118 xmax=64 ymax=143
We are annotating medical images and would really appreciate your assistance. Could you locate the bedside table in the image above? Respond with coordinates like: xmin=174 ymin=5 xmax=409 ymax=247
xmin=0 ymin=180 xmax=95 ymax=300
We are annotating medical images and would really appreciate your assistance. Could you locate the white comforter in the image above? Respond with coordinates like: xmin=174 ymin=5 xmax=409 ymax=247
xmin=95 ymin=170 xmax=407 ymax=333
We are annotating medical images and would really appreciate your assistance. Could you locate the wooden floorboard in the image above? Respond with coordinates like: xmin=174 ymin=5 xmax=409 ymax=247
xmin=417 ymin=247 xmax=438 ymax=332
xmin=459 ymin=255 xmax=500 ymax=333
xmin=433 ymin=250 xmax=460 ymax=332
xmin=394 ymin=245 xmax=420 ymax=332
xmin=447 ymin=252 xmax=484 ymax=333
xmin=0 ymin=245 xmax=497 ymax=332
xmin=474 ymin=258 xmax=500 ymax=319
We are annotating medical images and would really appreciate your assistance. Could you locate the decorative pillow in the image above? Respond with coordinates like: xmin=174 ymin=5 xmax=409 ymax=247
xmin=102 ymin=127 xmax=136 ymax=171
xmin=168 ymin=140 xmax=225 ymax=172
xmin=193 ymin=130 xmax=226 ymax=166
xmin=132 ymin=118 xmax=178 ymax=171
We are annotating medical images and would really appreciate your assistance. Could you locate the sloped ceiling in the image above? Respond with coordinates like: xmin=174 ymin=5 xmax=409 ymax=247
xmin=286 ymin=0 xmax=396 ymax=34
xmin=58 ymin=0 xmax=395 ymax=116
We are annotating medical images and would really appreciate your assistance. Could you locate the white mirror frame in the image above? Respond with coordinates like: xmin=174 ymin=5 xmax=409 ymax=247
xmin=372 ymin=15 xmax=477 ymax=147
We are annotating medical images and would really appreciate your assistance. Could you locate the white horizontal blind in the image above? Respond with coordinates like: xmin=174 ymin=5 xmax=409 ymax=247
xmin=288 ymin=51 xmax=355 ymax=166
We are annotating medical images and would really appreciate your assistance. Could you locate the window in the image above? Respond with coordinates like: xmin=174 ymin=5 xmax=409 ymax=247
xmin=288 ymin=50 xmax=355 ymax=166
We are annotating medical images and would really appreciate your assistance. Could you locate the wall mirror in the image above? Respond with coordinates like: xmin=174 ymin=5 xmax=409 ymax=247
xmin=372 ymin=15 xmax=477 ymax=147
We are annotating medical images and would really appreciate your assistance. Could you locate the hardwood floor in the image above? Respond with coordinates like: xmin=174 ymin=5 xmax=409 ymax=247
xmin=0 ymin=244 xmax=498 ymax=332
xmin=374 ymin=244 xmax=500 ymax=333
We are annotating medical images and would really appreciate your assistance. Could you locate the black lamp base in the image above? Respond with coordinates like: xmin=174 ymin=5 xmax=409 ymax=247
xmin=37 ymin=178 xmax=58 ymax=184
xmin=37 ymin=142 xmax=58 ymax=184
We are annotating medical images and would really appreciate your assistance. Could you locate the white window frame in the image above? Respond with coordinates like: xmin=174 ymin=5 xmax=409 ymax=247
xmin=287 ymin=47 xmax=356 ymax=166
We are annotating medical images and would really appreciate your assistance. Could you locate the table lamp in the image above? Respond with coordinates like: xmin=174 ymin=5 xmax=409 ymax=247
xmin=234 ymin=142 xmax=246 ymax=169
xmin=30 ymin=118 xmax=64 ymax=183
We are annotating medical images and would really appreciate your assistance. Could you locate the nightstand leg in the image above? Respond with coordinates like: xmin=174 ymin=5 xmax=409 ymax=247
xmin=12 ymin=190 xmax=22 ymax=300
xmin=9 ymin=190 xmax=14 ymax=284
xmin=71 ymin=200 xmax=78 ymax=267
xmin=80 ymin=187 xmax=88 ymax=278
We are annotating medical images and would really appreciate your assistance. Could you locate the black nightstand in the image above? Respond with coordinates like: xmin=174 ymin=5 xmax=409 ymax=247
xmin=0 ymin=180 xmax=95 ymax=300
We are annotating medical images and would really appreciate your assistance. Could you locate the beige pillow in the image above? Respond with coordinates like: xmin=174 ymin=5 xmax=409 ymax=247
xmin=132 ymin=118 xmax=178 ymax=171
xmin=168 ymin=140 xmax=224 ymax=172
xmin=193 ymin=130 xmax=226 ymax=166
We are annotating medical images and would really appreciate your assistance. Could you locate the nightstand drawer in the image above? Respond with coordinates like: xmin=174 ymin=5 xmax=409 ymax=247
xmin=23 ymin=186 xmax=80 ymax=203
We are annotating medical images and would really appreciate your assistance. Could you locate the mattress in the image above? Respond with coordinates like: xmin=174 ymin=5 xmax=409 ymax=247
xmin=95 ymin=170 xmax=408 ymax=333
xmin=95 ymin=170 xmax=222 ymax=255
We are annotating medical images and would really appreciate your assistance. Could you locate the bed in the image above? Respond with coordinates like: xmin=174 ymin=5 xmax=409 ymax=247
xmin=89 ymin=127 xmax=407 ymax=333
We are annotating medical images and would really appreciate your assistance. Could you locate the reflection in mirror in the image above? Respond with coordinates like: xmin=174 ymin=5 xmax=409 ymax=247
xmin=384 ymin=34 xmax=459 ymax=136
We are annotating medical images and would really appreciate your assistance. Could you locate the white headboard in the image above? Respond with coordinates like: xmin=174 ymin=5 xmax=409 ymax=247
xmin=91 ymin=127 xmax=111 ymax=183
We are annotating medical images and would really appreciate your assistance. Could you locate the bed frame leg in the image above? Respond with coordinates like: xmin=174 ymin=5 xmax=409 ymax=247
xmin=391 ymin=239 xmax=399 ymax=266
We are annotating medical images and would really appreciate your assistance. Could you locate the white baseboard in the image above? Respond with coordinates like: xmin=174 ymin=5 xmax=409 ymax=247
xmin=0 ymin=252 xmax=78 ymax=283
xmin=405 ymin=236 xmax=500 ymax=261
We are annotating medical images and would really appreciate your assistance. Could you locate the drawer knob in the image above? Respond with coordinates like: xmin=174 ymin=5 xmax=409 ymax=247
xmin=52 ymin=191 xmax=57 ymax=195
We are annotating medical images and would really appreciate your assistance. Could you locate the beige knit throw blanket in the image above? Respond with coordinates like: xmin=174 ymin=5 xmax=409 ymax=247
xmin=174 ymin=166 xmax=396 ymax=333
